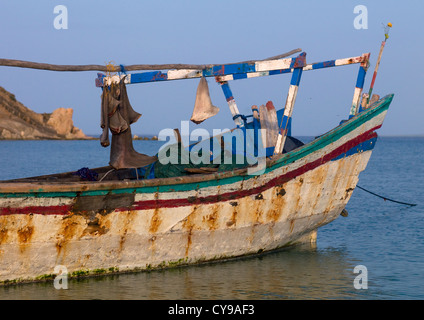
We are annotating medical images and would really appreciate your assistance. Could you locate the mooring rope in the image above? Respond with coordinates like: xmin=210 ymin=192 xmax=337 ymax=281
xmin=356 ymin=185 xmax=417 ymax=207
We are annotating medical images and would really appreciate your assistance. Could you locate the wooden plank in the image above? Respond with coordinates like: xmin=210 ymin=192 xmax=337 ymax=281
xmin=96 ymin=56 xmax=299 ymax=87
xmin=274 ymin=63 xmax=304 ymax=155
xmin=219 ymin=81 xmax=243 ymax=127
xmin=259 ymin=102 xmax=279 ymax=149
xmin=215 ymin=54 xmax=369 ymax=82
xmin=349 ymin=53 xmax=370 ymax=116
xmin=97 ymin=52 xmax=370 ymax=86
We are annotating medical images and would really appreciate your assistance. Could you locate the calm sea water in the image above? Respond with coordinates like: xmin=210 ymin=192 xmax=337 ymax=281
xmin=0 ymin=137 xmax=423 ymax=300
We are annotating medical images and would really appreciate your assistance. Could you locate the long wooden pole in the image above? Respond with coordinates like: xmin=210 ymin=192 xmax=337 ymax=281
xmin=0 ymin=49 xmax=301 ymax=72
xmin=366 ymin=41 xmax=385 ymax=102
xmin=366 ymin=23 xmax=392 ymax=107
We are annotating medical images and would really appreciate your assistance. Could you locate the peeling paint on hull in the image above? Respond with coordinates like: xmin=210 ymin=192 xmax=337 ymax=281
xmin=0 ymin=95 xmax=392 ymax=284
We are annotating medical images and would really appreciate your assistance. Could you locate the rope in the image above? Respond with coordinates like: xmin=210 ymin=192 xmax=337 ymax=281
xmin=119 ymin=64 xmax=127 ymax=74
xmin=104 ymin=61 xmax=118 ymax=90
xmin=98 ymin=168 xmax=115 ymax=182
xmin=105 ymin=61 xmax=117 ymax=78
xmin=356 ymin=185 xmax=417 ymax=207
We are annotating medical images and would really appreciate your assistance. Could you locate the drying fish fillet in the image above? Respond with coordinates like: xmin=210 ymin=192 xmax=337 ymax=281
xmin=190 ymin=77 xmax=219 ymax=124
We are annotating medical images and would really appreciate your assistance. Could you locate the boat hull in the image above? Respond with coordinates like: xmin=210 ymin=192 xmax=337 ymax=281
xmin=0 ymin=95 xmax=392 ymax=284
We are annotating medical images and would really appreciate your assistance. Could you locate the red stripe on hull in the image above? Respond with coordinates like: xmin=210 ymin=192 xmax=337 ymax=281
xmin=0 ymin=205 xmax=71 ymax=216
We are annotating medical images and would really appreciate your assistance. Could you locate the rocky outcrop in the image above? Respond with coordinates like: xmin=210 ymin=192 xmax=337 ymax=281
xmin=46 ymin=108 xmax=88 ymax=139
xmin=0 ymin=86 xmax=89 ymax=140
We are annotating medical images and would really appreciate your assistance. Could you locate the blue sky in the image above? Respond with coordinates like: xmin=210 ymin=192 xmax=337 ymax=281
xmin=0 ymin=0 xmax=422 ymax=137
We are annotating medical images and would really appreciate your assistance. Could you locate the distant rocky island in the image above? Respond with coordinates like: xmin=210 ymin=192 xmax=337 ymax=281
xmin=133 ymin=134 xmax=158 ymax=141
xmin=0 ymin=86 xmax=90 ymax=140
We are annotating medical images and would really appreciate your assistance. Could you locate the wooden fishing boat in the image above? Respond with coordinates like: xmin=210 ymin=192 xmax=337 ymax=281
xmin=0 ymin=48 xmax=393 ymax=284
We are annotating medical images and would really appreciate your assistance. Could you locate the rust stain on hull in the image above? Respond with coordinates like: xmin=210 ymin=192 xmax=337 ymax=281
xmin=185 ymin=228 xmax=193 ymax=258
xmin=17 ymin=215 xmax=35 ymax=253
xmin=55 ymin=214 xmax=83 ymax=260
xmin=82 ymin=216 xmax=109 ymax=236
xmin=118 ymin=210 xmax=137 ymax=253
xmin=0 ymin=226 xmax=8 ymax=246
xmin=183 ymin=205 xmax=198 ymax=257
xmin=149 ymin=208 xmax=162 ymax=234
xmin=203 ymin=204 xmax=219 ymax=230
xmin=227 ymin=204 xmax=238 ymax=227
xmin=17 ymin=226 xmax=34 ymax=244
xmin=289 ymin=219 xmax=295 ymax=233
xmin=148 ymin=192 xmax=161 ymax=234
xmin=267 ymin=185 xmax=287 ymax=222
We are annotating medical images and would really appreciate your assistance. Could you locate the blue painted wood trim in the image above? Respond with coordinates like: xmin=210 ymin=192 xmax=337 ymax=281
xmin=355 ymin=65 xmax=366 ymax=89
xmin=95 ymin=54 xmax=308 ymax=87
xmin=95 ymin=53 xmax=370 ymax=87
xmin=350 ymin=63 xmax=369 ymax=117
xmin=203 ymin=63 xmax=256 ymax=77
xmin=331 ymin=136 xmax=377 ymax=161
xmin=290 ymin=67 xmax=303 ymax=86
xmin=276 ymin=109 xmax=291 ymax=137
xmin=131 ymin=71 xmax=168 ymax=83
xmin=310 ymin=60 xmax=336 ymax=70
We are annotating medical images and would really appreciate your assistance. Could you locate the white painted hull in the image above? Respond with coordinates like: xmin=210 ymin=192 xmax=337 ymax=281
xmin=0 ymin=152 xmax=369 ymax=283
